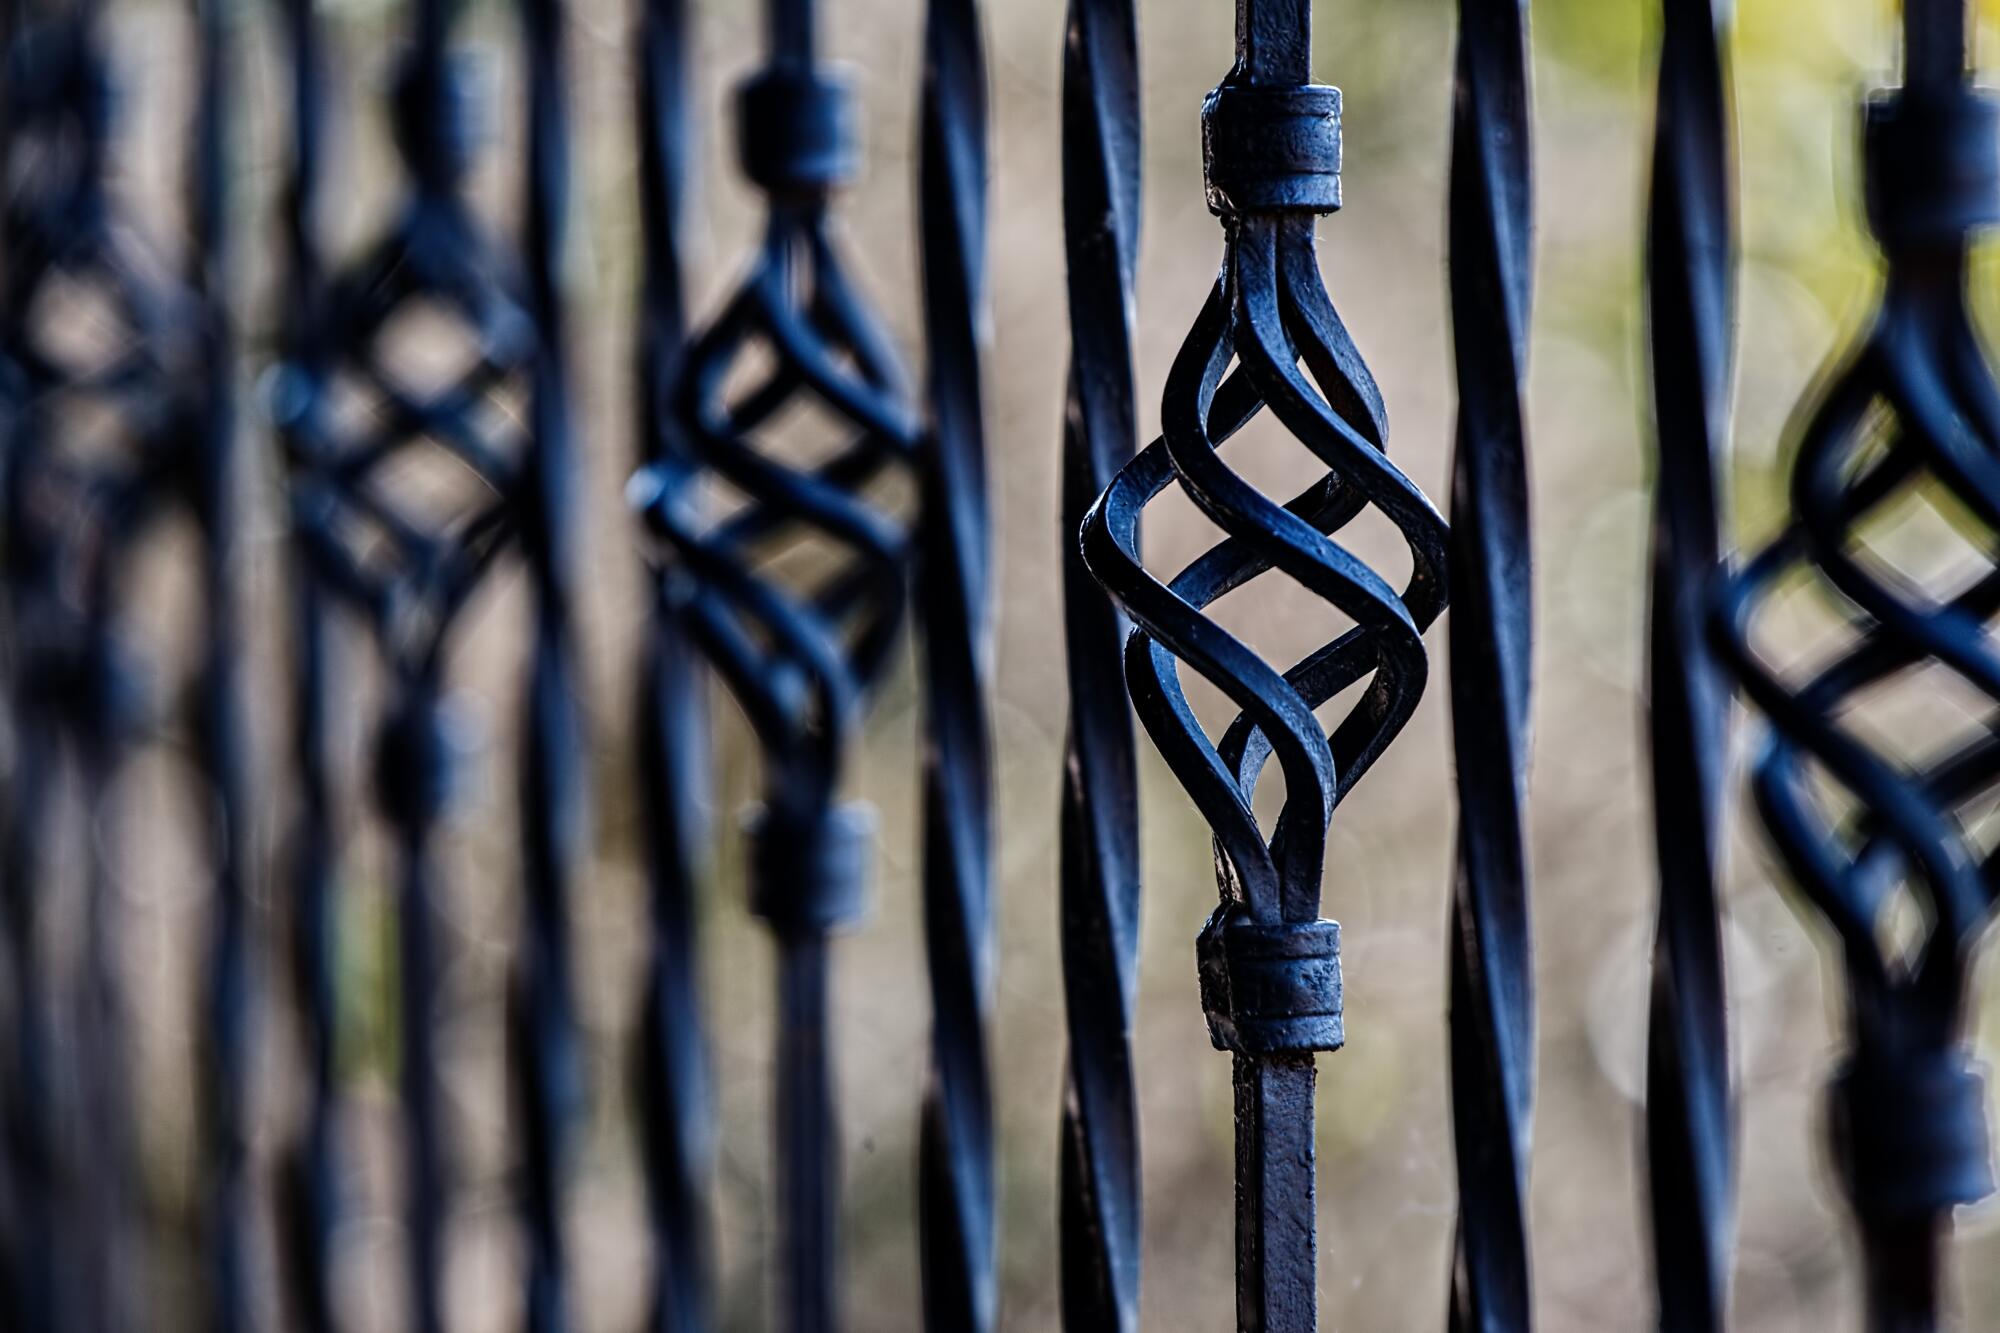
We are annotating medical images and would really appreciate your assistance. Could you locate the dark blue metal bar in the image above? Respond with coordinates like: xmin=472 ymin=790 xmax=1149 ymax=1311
xmin=1642 ymin=0 xmax=1737 ymax=1327
xmin=633 ymin=0 xmax=717 ymax=1328
xmin=1443 ymin=2 xmax=1536 ymax=1330
xmin=915 ymin=0 xmax=995 ymax=1327
xmin=1056 ymin=0 xmax=1144 ymax=1325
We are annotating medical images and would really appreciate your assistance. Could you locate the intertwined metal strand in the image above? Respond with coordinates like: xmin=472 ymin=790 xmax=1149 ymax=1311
xmin=1713 ymin=2 xmax=2000 ymax=1327
xmin=1055 ymin=0 xmax=1143 ymax=1326
xmin=632 ymin=0 xmax=716 ymax=1327
xmin=271 ymin=0 xmax=576 ymax=1323
xmin=0 ymin=0 xmax=243 ymax=1325
xmin=1443 ymin=3 xmax=1535 ymax=1329
xmin=1643 ymin=0 xmax=1737 ymax=1327
xmin=1082 ymin=1 xmax=1448 ymax=1324
xmin=914 ymin=0 xmax=996 ymax=1327
xmin=632 ymin=0 xmax=919 ymax=1323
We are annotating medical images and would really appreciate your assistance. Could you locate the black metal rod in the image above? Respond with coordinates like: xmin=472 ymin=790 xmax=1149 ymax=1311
xmin=1056 ymin=0 xmax=1144 ymax=1325
xmin=914 ymin=0 xmax=995 ymax=1326
xmin=1444 ymin=1 xmax=1536 ymax=1327
xmin=1643 ymin=0 xmax=1737 ymax=1328
xmin=777 ymin=934 xmax=839 ymax=1332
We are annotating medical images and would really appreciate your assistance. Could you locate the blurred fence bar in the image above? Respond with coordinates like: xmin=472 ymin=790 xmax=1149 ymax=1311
xmin=1713 ymin=0 xmax=2000 ymax=1328
xmin=1642 ymin=0 xmax=1738 ymax=1328
xmin=1079 ymin=0 xmax=1448 ymax=1324
xmin=632 ymin=0 xmax=717 ymax=1328
xmin=1055 ymin=0 xmax=1144 ymax=1328
xmin=9 ymin=0 xmax=2000 ymax=1328
xmin=912 ymin=0 xmax=996 ymax=1327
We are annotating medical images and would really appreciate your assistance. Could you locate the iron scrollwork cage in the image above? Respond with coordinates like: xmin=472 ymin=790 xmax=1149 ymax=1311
xmin=0 ymin=0 xmax=244 ymax=1326
xmin=269 ymin=0 xmax=586 ymax=1324
xmin=12 ymin=0 xmax=2000 ymax=1328
xmin=1714 ymin=0 xmax=2000 ymax=1326
xmin=1080 ymin=0 xmax=1449 ymax=1324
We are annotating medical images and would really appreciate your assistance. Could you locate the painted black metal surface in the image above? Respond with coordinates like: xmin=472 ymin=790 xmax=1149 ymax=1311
xmin=1643 ymin=0 xmax=1738 ymax=1328
xmin=1055 ymin=0 xmax=1144 ymax=1327
xmin=1712 ymin=1 xmax=2000 ymax=1327
xmin=1443 ymin=3 xmax=1536 ymax=1330
xmin=1080 ymin=1 xmax=1448 ymax=1325
xmin=0 ymin=0 xmax=242 ymax=1326
xmin=270 ymin=0 xmax=582 ymax=1326
xmin=628 ymin=0 xmax=920 ymax=1325
xmin=632 ymin=0 xmax=718 ymax=1329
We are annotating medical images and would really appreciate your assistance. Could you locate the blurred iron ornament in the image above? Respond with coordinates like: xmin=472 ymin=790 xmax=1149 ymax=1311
xmin=272 ymin=0 xmax=583 ymax=1324
xmin=629 ymin=0 xmax=919 ymax=1324
xmin=1081 ymin=0 xmax=1448 ymax=1324
xmin=0 ymin=0 xmax=244 ymax=1326
xmin=1713 ymin=2 xmax=2000 ymax=1326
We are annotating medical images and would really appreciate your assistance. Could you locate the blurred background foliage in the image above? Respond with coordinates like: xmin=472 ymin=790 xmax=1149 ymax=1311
xmin=71 ymin=0 xmax=2000 ymax=1328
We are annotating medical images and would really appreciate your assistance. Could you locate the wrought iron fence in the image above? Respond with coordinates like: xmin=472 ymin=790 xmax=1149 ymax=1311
xmin=4 ymin=0 xmax=2000 ymax=1328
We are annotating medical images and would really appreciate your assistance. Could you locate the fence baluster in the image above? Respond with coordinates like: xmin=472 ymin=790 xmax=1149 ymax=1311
xmin=271 ymin=0 xmax=576 ymax=1321
xmin=1442 ymin=2 xmax=1535 ymax=1330
xmin=1080 ymin=0 xmax=1449 ymax=1324
xmin=632 ymin=0 xmax=717 ymax=1328
xmin=1713 ymin=1 xmax=2000 ymax=1327
xmin=914 ymin=0 xmax=994 ymax=1327
xmin=1642 ymin=0 xmax=1737 ymax=1327
xmin=1055 ymin=0 xmax=1143 ymax=1326
xmin=630 ymin=0 xmax=919 ymax=1323
xmin=0 ymin=0 xmax=244 ymax=1323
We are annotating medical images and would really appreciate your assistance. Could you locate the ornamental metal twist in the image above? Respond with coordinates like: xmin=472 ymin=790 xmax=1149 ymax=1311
xmin=629 ymin=0 xmax=920 ymax=1324
xmin=1442 ymin=2 xmax=1535 ymax=1330
xmin=1081 ymin=1 xmax=1449 ymax=1324
xmin=1643 ymin=0 xmax=1737 ymax=1327
xmin=1713 ymin=1 xmax=2000 ymax=1326
xmin=632 ymin=0 xmax=717 ymax=1328
xmin=270 ymin=0 xmax=583 ymax=1325
xmin=913 ymin=0 xmax=996 ymax=1327
xmin=0 ymin=0 xmax=243 ymax=1326
xmin=1055 ymin=0 xmax=1144 ymax=1327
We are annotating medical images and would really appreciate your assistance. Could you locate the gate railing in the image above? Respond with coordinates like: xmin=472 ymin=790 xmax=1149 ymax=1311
xmin=3 ymin=0 xmax=2000 ymax=1328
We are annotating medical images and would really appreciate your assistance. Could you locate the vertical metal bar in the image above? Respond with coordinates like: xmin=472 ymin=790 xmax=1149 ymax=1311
xmin=632 ymin=0 xmax=716 ymax=1327
xmin=1642 ymin=0 xmax=1737 ymax=1328
xmin=1443 ymin=1 xmax=1535 ymax=1329
xmin=914 ymin=0 xmax=994 ymax=1326
xmin=1055 ymin=0 xmax=1143 ymax=1325
xmin=191 ymin=0 xmax=254 ymax=1327
xmin=515 ymin=0 xmax=581 ymax=1324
